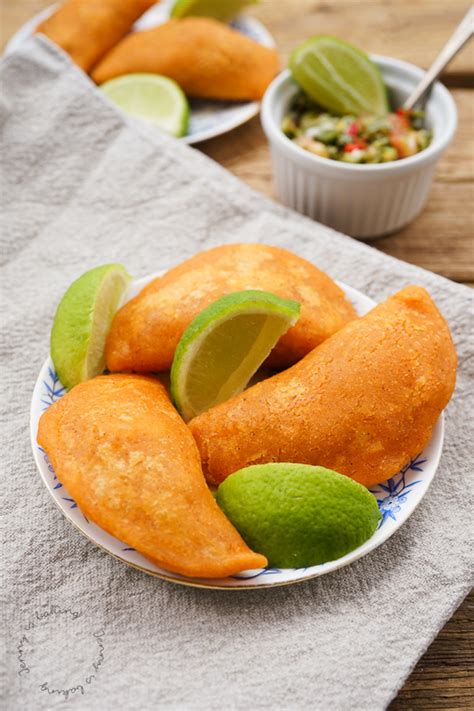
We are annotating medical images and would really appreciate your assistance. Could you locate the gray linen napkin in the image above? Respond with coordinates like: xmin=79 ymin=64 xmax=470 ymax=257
xmin=1 ymin=37 xmax=473 ymax=711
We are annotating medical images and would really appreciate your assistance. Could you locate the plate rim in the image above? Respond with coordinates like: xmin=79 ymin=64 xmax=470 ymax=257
xmin=30 ymin=275 xmax=444 ymax=589
xmin=3 ymin=2 xmax=276 ymax=146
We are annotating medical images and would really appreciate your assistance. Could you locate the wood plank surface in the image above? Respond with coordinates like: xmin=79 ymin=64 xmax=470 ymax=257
xmin=1 ymin=1 xmax=473 ymax=708
xmin=248 ymin=0 xmax=474 ymax=80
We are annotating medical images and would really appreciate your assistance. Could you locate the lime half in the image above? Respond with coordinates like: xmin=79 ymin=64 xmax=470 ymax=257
xmin=100 ymin=74 xmax=189 ymax=137
xmin=171 ymin=0 xmax=258 ymax=21
xmin=170 ymin=290 xmax=300 ymax=421
xmin=289 ymin=36 xmax=389 ymax=116
xmin=51 ymin=264 xmax=130 ymax=390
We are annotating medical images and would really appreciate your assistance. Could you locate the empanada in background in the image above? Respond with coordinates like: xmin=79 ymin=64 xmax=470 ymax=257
xmin=36 ymin=0 xmax=156 ymax=72
xmin=92 ymin=17 xmax=279 ymax=100
xmin=189 ymin=286 xmax=457 ymax=488
xmin=37 ymin=374 xmax=267 ymax=578
xmin=105 ymin=243 xmax=356 ymax=373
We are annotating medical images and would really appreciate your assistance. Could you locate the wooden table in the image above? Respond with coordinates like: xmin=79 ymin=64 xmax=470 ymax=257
xmin=2 ymin=1 xmax=473 ymax=707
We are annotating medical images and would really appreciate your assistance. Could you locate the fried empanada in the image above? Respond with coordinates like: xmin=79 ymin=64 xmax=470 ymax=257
xmin=36 ymin=0 xmax=156 ymax=72
xmin=189 ymin=287 xmax=457 ymax=488
xmin=105 ymin=243 xmax=356 ymax=373
xmin=37 ymin=374 xmax=267 ymax=578
xmin=91 ymin=17 xmax=279 ymax=100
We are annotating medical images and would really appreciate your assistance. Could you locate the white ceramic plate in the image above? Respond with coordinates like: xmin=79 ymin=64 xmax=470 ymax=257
xmin=4 ymin=0 xmax=275 ymax=145
xmin=30 ymin=274 xmax=444 ymax=589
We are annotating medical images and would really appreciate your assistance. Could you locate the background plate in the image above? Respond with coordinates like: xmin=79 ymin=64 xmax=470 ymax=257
xmin=30 ymin=273 xmax=444 ymax=589
xmin=4 ymin=0 xmax=276 ymax=145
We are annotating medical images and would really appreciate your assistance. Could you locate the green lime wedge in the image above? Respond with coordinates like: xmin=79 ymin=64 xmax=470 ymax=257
xmin=171 ymin=0 xmax=258 ymax=22
xmin=289 ymin=36 xmax=389 ymax=116
xmin=51 ymin=264 xmax=131 ymax=390
xmin=100 ymin=74 xmax=189 ymax=137
xmin=217 ymin=464 xmax=381 ymax=567
xmin=170 ymin=290 xmax=300 ymax=422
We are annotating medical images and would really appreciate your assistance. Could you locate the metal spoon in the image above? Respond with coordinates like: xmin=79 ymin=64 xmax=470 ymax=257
xmin=403 ymin=5 xmax=473 ymax=110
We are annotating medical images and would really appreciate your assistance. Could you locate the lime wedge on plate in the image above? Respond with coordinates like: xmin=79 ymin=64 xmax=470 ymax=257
xmin=170 ymin=290 xmax=300 ymax=421
xmin=289 ymin=36 xmax=389 ymax=115
xmin=171 ymin=0 xmax=258 ymax=22
xmin=51 ymin=264 xmax=130 ymax=390
xmin=100 ymin=74 xmax=189 ymax=137
xmin=216 ymin=463 xmax=381 ymax=567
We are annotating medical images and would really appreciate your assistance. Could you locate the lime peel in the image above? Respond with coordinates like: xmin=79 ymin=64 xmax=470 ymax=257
xmin=217 ymin=463 xmax=382 ymax=568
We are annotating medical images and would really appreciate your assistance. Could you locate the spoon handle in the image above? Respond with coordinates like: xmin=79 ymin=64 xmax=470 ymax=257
xmin=403 ymin=5 xmax=474 ymax=110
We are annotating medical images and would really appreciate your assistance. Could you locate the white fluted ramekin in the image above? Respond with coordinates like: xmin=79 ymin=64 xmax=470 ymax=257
xmin=261 ymin=57 xmax=457 ymax=240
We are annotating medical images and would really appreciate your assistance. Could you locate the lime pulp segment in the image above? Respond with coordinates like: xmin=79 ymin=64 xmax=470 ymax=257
xmin=289 ymin=36 xmax=389 ymax=116
xmin=170 ymin=290 xmax=300 ymax=421
xmin=100 ymin=73 xmax=190 ymax=137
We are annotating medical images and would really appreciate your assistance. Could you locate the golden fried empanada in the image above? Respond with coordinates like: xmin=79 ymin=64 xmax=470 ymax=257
xmin=36 ymin=0 xmax=156 ymax=72
xmin=37 ymin=374 xmax=267 ymax=577
xmin=189 ymin=287 xmax=457 ymax=488
xmin=105 ymin=243 xmax=356 ymax=373
xmin=92 ymin=17 xmax=279 ymax=100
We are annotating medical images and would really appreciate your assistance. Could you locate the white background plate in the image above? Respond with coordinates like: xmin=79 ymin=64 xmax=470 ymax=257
xmin=4 ymin=0 xmax=276 ymax=145
xmin=30 ymin=274 xmax=444 ymax=589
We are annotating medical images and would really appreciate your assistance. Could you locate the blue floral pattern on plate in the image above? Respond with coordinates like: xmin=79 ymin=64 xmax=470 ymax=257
xmin=30 ymin=276 xmax=444 ymax=588
xmin=41 ymin=367 xmax=65 ymax=409
xmin=370 ymin=456 xmax=425 ymax=525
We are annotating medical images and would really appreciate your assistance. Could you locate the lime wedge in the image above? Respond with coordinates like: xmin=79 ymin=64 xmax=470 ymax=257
xmin=289 ymin=36 xmax=389 ymax=116
xmin=51 ymin=264 xmax=131 ymax=390
xmin=171 ymin=0 xmax=258 ymax=22
xmin=216 ymin=464 xmax=381 ymax=567
xmin=170 ymin=290 xmax=300 ymax=421
xmin=100 ymin=74 xmax=189 ymax=137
